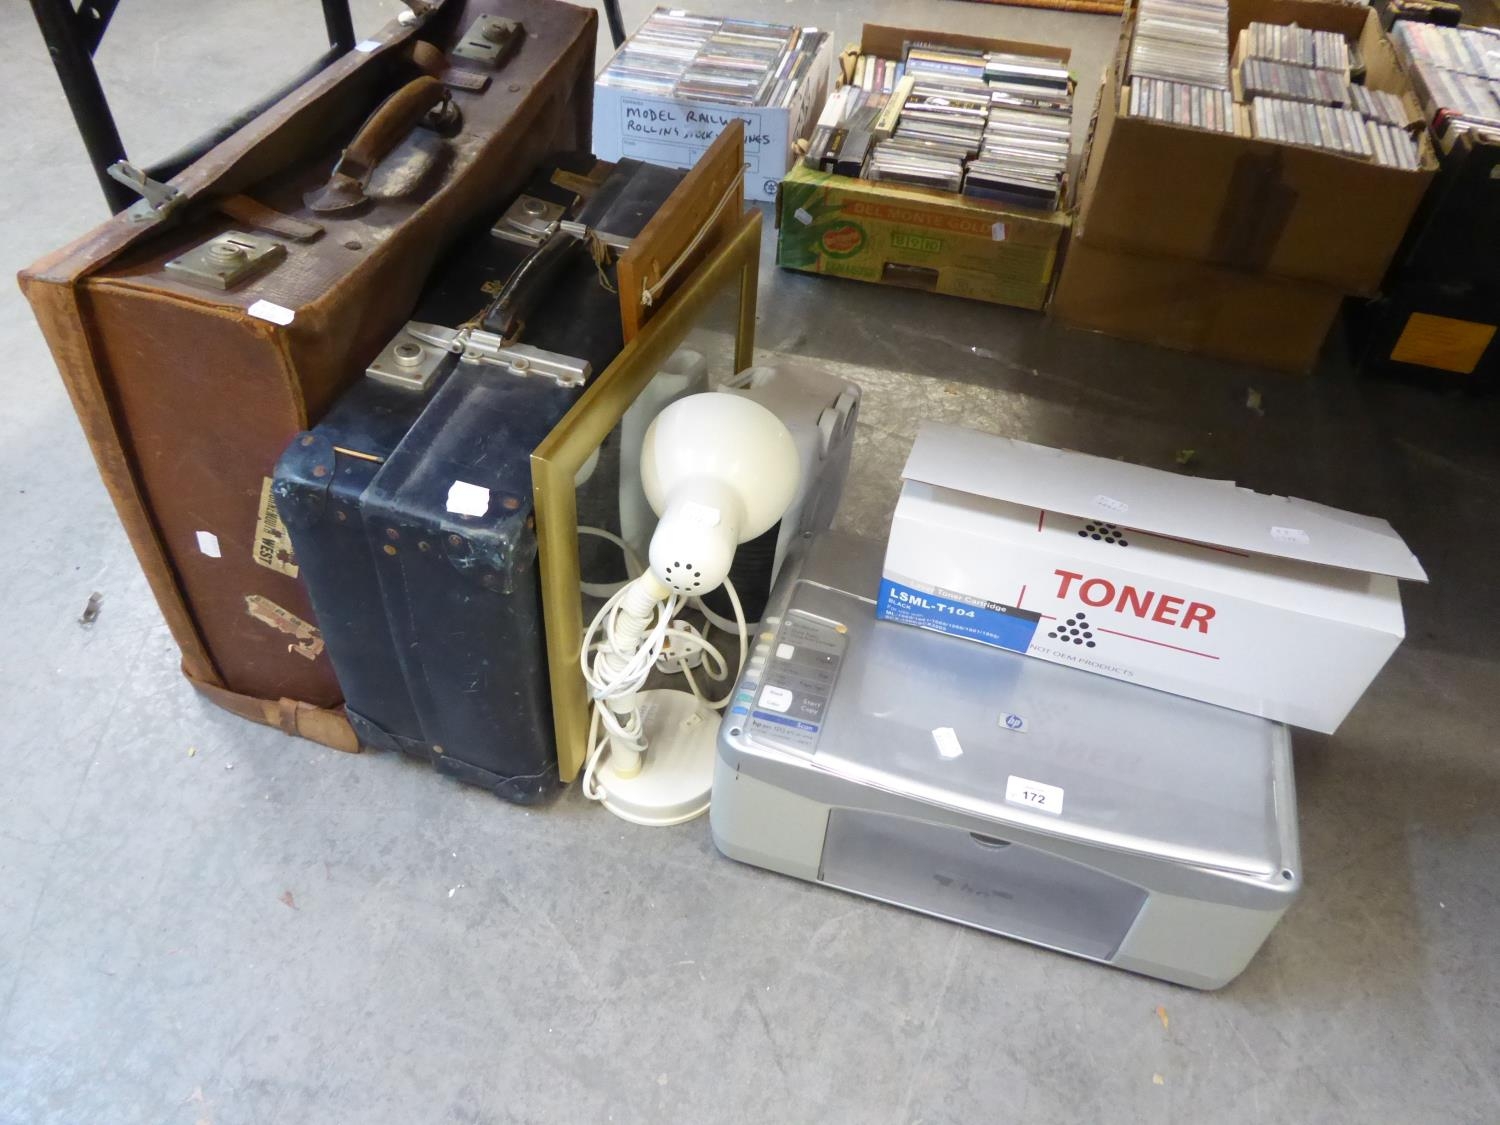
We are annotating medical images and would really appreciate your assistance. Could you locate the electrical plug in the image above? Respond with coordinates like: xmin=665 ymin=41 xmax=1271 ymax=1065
xmin=655 ymin=620 xmax=708 ymax=674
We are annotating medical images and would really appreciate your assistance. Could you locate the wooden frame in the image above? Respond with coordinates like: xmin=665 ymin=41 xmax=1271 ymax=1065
xmin=616 ymin=122 xmax=747 ymax=341
xmin=531 ymin=208 xmax=761 ymax=782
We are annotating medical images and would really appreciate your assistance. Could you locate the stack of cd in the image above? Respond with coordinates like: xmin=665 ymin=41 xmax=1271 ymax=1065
xmin=1250 ymin=96 xmax=1373 ymax=157
xmin=802 ymin=66 xmax=909 ymax=172
xmin=1127 ymin=77 xmax=1239 ymax=133
xmin=986 ymin=104 xmax=1074 ymax=139
xmin=990 ymin=83 xmax=1072 ymax=116
xmin=967 ymin=98 xmax=1070 ymax=207
xmin=866 ymin=139 xmax=966 ymax=191
xmin=1414 ymin=66 xmax=1500 ymax=137
xmin=905 ymin=44 xmax=990 ymax=84
xmin=806 ymin=85 xmax=863 ymax=171
xmin=806 ymin=43 xmax=1074 ymax=209
xmin=599 ymin=9 xmax=828 ymax=110
xmin=1348 ymin=84 xmax=1409 ymax=128
xmin=1252 ymin=96 xmax=1420 ymax=167
xmin=866 ymin=59 xmax=971 ymax=192
xmin=1457 ymin=27 xmax=1500 ymax=78
xmin=1392 ymin=21 xmax=1500 ymax=140
xmin=1243 ymin=22 xmax=1350 ymax=74
xmin=1366 ymin=121 xmax=1421 ymax=169
xmin=767 ymin=28 xmax=831 ymax=108
xmin=1240 ymin=58 xmax=1348 ymax=106
xmin=675 ymin=19 xmax=799 ymax=105
xmin=598 ymin=10 xmax=716 ymax=97
xmin=899 ymin=75 xmax=990 ymax=151
xmin=852 ymin=53 xmax=904 ymax=94
xmin=1392 ymin=21 xmax=1500 ymax=80
xmin=965 ymin=129 xmax=1069 ymax=207
xmin=1126 ymin=0 xmax=1231 ymax=90
xmin=985 ymin=51 xmax=1072 ymax=103
xmin=970 ymin=49 xmax=1072 ymax=207
xmin=1118 ymin=6 xmax=1427 ymax=165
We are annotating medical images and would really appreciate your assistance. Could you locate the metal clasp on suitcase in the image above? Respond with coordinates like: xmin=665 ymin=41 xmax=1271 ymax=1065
xmin=365 ymin=324 xmax=450 ymax=392
xmin=492 ymin=192 xmax=639 ymax=252
xmin=451 ymin=15 xmax=523 ymax=66
xmin=394 ymin=321 xmax=589 ymax=388
xmin=106 ymin=161 xmax=185 ymax=225
xmin=491 ymin=195 xmax=568 ymax=247
xmin=164 ymin=230 xmax=286 ymax=290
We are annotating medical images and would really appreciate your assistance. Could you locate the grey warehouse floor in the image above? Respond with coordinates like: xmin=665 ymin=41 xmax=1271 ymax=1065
xmin=2 ymin=1 xmax=1499 ymax=1122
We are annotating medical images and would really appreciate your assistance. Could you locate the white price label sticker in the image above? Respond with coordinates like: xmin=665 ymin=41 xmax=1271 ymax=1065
xmin=1092 ymin=494 xmax=1129 ymax=514
xmin=931 ymin=727 xmax=963 ymax=759
xmin=195 ymin=530 xmax=221 ymax=558
xmin=247 ymin=300 xmax=295 ymax=326
xmin=446 ymin=480 xmax=490 ymax=517
xmin=1005 ymin=774 xmax=1064 ymax=815
xmin=990 ymin=221 xmax=1007 ymax=242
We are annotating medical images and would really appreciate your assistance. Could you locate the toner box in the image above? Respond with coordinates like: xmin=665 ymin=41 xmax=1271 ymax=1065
xmin=877 ymin=424 xmax=1427 ymax=733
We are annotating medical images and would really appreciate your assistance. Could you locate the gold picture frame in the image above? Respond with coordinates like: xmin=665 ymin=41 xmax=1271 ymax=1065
xmin=531 ymin=207 xmax=761 ymax=782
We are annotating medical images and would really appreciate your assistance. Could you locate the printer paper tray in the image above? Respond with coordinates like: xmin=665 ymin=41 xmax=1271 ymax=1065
xmin=820 ymin=807 xmax=1149 ymax=961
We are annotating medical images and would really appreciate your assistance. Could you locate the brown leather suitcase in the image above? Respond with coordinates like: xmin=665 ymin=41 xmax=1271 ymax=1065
xmin=19 ymin=0 xmax=596 ymax=750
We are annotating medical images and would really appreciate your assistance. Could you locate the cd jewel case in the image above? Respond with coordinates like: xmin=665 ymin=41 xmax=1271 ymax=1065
xmin=806 ymin=41 xmax=1074 ymax=211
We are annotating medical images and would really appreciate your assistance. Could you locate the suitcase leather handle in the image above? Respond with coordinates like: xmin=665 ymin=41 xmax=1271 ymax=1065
xmin=485 ymin=230 xmax=585 ymax=338
xmin=335 ymin=75 xmax=447 ymax=182
xmin=407 ymin=40 xmax=447 ymax=78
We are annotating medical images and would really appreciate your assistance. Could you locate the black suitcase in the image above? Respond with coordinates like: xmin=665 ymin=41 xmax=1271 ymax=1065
xmin=273 ymin=154 xmax=685 ymax=801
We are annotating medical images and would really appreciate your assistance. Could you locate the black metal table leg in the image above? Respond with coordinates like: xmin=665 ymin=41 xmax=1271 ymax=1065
xmin=602 ymin=0 xmax=627 ymax=49
xmin=31 ymin=0 xmax=360 ymax=212
xmin=28 ymin=0 xmax=133 ymax=213
xmin=321 ymin=0 xmax=357 ymax=54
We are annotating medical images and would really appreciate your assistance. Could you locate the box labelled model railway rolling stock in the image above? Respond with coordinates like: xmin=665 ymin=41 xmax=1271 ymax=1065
xmin=592 ymin=13 xmax=834 ymax=203
xmin=877 ymin=422 xmax=1428 ymax=733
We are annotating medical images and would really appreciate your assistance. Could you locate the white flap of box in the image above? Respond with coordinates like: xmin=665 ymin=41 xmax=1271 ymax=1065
xmin=902 ymin=423 xmax=1427 ymax=581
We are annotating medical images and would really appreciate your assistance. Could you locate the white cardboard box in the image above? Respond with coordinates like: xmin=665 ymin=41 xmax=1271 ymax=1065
xmin=877 ymin=423 xmax=1428 ymax=733
xmin=591 ymin=37 xmax=832 ymax=204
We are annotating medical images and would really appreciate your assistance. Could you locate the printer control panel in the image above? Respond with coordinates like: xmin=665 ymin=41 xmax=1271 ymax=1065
xmin=732 ymin=608 xmax=847 ymax=755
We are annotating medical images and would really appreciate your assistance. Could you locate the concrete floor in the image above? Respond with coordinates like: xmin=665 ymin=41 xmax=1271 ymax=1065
xmin=2 ymin=1 xmax=1499 ymax=1123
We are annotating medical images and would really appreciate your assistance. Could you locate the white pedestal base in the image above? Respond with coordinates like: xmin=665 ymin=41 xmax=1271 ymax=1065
xmin=594 ymin=689 xmax=719 ymax=827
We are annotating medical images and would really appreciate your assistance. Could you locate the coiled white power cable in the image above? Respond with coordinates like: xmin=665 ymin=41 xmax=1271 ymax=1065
xmin=579 ymin=575 xmax=747 ymax=802
xmin=576 ymin=525 xmax=645 ymax=600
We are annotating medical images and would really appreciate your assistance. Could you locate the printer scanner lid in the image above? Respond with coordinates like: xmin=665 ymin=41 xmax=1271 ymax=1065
xmin=743 ymin=534 xmax=1294 ymax=879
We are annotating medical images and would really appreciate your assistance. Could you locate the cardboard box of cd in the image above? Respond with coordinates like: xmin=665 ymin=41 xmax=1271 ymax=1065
xmin=876 ymin=423 xmax=1428 ymax=733
xmin=775 ymin=24 xmax=1072 ymax=309
xmin=1077 ymin=0 xmax=1436 ymax=295
xmin=777 ymin=164 xmax=1067 ymax=308
xmin=1228 ymin=27 xmax=1352 ymax=95
xmin=593 ymin=30 xmax=833 ymax=203
xmin=1049 ymin=232 xmax=1344 ymax=373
